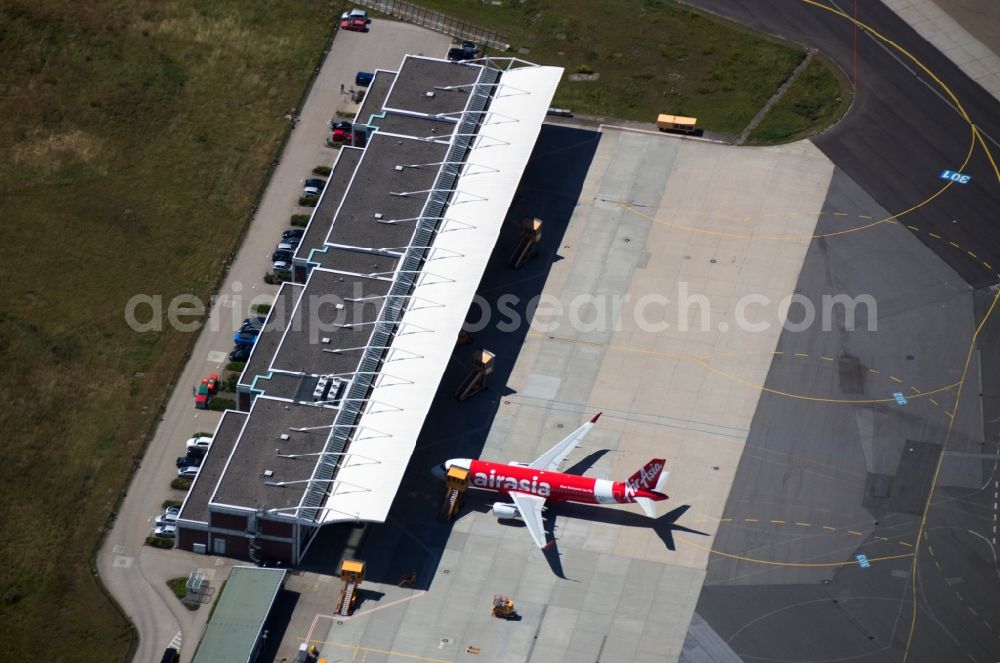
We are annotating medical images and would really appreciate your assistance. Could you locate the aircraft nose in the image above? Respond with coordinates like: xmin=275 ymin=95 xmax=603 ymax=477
xmin=431 ymin=463 xmax=446 ymax=480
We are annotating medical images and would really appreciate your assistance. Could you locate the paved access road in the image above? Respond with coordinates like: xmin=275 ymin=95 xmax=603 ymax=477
xmin=96 ymin=19 xmax=450 ymax=663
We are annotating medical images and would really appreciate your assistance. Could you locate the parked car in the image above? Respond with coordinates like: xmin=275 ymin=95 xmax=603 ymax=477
xmin=340 ymin=8 xmax=371 ymax=22
xmin=241 ymin=318 xmax=264 ymax=333
xmin=177 ymin=465 xmax=200 ymax=479
xmin=155 ymin=511 xmax=179 ymax=526
xmin=277 ymin=237 xmax=300 ymax=252
xmin=186 ymin=435 xmax=212 ymax=450
xmin=273 ymin=260 xmax=292 ymax=273
xmin=160 ymin=647 xmax=180 ymax=663
xmin=165 ymin=505 xmax=181 ymax=516
xmin=330 ymin=121 xmax=353 ymax=143
xmin=282 ymin=228 xmax=304 ymax=240
xmin=355 ymin=71 xmax=374 ymax=88
xmin=229 ymin=345 xmax=252 ymax=362
xmin=234 ymin=330 xmax=258 ymax=345
xmin=243 ymin=315 xmax=268 ymax=327
xmin=185 ymin=445 xmax=207 ymax=460
xmin=152 ymin=524 xmax=177 ymax=539
xmin=272 ymin=249 xmax=293 ymax=264
xmin=303 ymin=178 xmax=326 ymax=197
xmin=340 ymin=15 xmax=368 ymax=32
xmin=176 ymin=455 xmax=202 ymax=469
xmin=448 ymin=41 xmax=480 ymax=61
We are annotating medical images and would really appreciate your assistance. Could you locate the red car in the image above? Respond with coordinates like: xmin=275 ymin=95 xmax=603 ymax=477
xmin=340 ymin=16 xmax=368 ymax=32
xmin=330 ymin=121 xmax=352 ymax=143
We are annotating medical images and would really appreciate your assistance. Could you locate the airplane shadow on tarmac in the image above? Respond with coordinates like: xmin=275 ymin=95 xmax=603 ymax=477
xmin=461 ymin=489 xmax=708 ymax=579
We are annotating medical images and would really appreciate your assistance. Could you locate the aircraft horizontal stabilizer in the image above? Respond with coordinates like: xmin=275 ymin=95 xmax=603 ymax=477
xmin=635 ymin=497 xmax=658 ymax=518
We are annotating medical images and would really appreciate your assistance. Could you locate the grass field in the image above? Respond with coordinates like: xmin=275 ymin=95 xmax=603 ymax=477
xmin=747 ymin=54 xmax=853 ymax=144
xmin=397 ymin=0 xmax=846 ymax=134
xmin=0 ymin=1 xmax=332 ymax=660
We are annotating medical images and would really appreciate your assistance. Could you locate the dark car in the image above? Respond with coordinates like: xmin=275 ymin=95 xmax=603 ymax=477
xmin=176 ymin=455 xmax=202 ymax=469
xmin=282 ymin=228 xmax=304 ymax=240
xmin=355 ymin=71 xmax=374 ymax=88
xmin=160 ymin=647 xmax=179 ymax=663
xmin=185 ymin=444 xmax=208 ymax=460
xmin=242 ymin=315 xmax=267 ymax=328
xmin=447 ymin=41 xmax=480 ymax=62
xmin=229 ymin=345 xmax=252 ymax=362
xmin=272 ymin=249 xmax=293 ymax=264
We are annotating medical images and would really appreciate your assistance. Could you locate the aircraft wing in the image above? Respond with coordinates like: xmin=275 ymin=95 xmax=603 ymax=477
xmin=509 ymin=492 xmax=548 ymax=548
xmin=528 ymin=412 xmax=601 ymax=471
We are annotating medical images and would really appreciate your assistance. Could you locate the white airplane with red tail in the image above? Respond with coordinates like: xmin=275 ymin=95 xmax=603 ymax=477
xmin=432 ymin=413 xmax=669 ymax=548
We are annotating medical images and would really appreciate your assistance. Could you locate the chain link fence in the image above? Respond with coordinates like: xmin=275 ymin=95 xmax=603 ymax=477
xmin=352 ymin=0 xmax=509 ymax=51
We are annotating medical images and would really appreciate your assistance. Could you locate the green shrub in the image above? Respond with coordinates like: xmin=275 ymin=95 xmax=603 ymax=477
xmin=290 ymin=214 xmax=310 ymax=227
xmin=162 ymin=499 xmax=182 ymax=510
xmin=225 ymin=361 xmax=246 ymax=372
xmin=146 ymin=536 xmax=173 ymax=549
xmin=192 ymin=431 xmax=213 ymax=438
xmin=171 ymin=477 xmax=192 ymax=491
xmin=298 ymin=195 xmax=318 ymax=207
xmin=167 ymin=577 xmax=199 ymax=610
xmin=576 ymin=64 xmax=593 ymax=74
xmin=252 ymin=303 xmax=272 ymax=315
xmin=208 ymin=397 xmax=236 ymax=412
xmin=264 ymin=270 xmax=290 ymax=285
xmin=224 ymin=373 xmax=239 ymax=393
xmin=312 ymin=165 xmax=332 ymax=176
xmin=167 ymin=577 xmax=187 ymax=599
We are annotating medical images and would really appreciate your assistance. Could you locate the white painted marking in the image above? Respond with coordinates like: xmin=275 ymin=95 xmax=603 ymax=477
xmin=112 ymin=555 xmax=133 ymax=569
xmin=112 ymin=544 xmax=126 ymax=554
xmin=206 ymin=350 xmax=228 ymax=363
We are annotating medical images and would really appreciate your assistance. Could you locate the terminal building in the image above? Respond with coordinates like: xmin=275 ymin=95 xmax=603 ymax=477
xmin=175 ymin=54 xmax=562 ymax=564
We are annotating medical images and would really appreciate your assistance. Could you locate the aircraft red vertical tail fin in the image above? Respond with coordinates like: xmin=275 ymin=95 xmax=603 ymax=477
xmin=626 ymin=458 xmax=666 ymax=492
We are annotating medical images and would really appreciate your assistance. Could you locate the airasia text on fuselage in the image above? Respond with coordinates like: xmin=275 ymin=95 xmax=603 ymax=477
xmin=472 ymin=466 xmax=552 ymax=497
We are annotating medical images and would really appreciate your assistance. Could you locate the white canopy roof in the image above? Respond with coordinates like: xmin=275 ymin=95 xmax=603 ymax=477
xmin=319 ymin=63 xmax=563 ymax=523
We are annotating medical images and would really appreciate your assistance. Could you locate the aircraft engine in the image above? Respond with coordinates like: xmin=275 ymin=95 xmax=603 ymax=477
xmin=491 ymin=502 xmax=519 ymax=520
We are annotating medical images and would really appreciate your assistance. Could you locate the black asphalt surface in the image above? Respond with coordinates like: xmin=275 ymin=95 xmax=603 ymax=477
xmin=679 ymin=2 xmax=1000 ymax=661
xmin=686 ymin=0 xmax=1000 ymax=288
xmin=688 ymin=168 xmax=1000 ymax=662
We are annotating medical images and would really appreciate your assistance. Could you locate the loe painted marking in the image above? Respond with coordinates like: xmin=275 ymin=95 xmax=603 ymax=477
xmin=939 ymin=169 xmax=972 ymax=184
xmin=856 ymin=554 xmax=871 ymax=569
xmin=893 ymin=392 xmax=908 ymax=406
